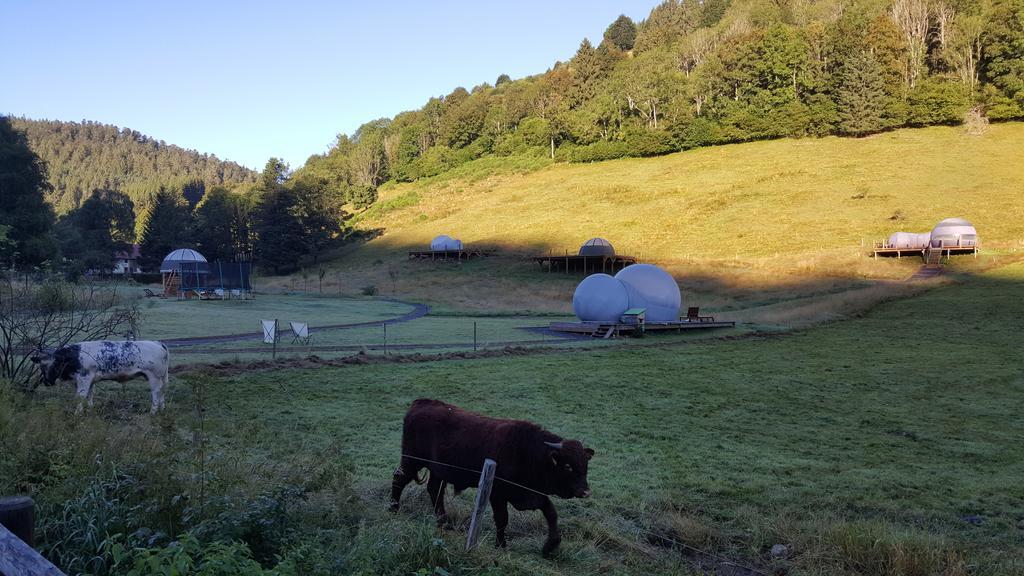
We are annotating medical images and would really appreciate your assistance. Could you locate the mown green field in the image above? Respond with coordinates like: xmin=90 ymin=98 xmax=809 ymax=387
xmin=131 ymin=261 xmax=1023 ymax=575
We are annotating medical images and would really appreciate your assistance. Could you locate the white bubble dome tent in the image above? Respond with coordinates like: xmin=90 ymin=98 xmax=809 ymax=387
xmin=887 ymin=232 xmax=931 ymax=249
xmin=930 ymin=218 xmax=978 ymax=248
xmin=578 ymin=238 xmax=615 ymax=257
xmin=430 ymin=235 xmax=464 ymax=251
xmin=572 ymin=273 xmax=630 ymax=322
xmin=614 ymin=264 xmax=682 ymax=322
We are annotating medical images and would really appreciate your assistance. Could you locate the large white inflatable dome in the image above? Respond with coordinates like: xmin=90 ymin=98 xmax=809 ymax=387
xmin=430 ymin=235 xmax=463 ymax=251
xmin=572 ymin=274 xmax=630 ymax=322
xmin=930 ymin=218 xmax=978 ymax=247
xmin=614 ymin=264 xmax=681 ymax=322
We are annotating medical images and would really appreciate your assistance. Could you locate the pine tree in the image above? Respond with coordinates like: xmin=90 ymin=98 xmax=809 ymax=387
xmin=138 ymin=187 xmax=194 ymax=271
xmin=194 ymin=187 xmax=242 ymax=261
xmin=0 ymin=116 xmax=57 ymax=267
xmin=253 ymin=188 xmax=306 ymax=275
xmin=603 ymin=15 xmax=637 ymax=51
xmin=837 ymin=52 xmax=892 ymax=136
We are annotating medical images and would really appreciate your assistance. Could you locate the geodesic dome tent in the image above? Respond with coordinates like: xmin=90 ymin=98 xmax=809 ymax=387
xmin=887 ymin=232 xmax=931 ymax=249
xmin=930 ymin=218 xmax=978 ymax=247
xmin=579 ymin=238 xmax=615 ymax=257
xmin=160 ymin=248 xmax=208 ymax=297
xmin=572 ymin=264 xmax=682 ymax=323
xmin=615 ymin=264 xmax=682 ymax=322
xmin=430 ymin=235 xmax=463 ymax=251
xmin=160 ymin=248 xmax=209 ymax=274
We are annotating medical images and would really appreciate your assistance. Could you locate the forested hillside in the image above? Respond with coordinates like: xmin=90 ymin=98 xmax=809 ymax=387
xmin=10 ymin=118 xmax=258 ymax=215
xmin=296 ymin=0 xmax=1024 ymax=205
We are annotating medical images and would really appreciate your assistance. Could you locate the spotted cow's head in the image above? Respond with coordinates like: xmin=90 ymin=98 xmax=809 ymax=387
xmin=29 ymin=348 xmax=60 ymax=386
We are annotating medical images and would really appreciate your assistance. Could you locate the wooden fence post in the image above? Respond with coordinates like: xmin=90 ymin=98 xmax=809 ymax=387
xmin=465 ymin=459 xmax=497 ymax=552
xmin=0 ymin=496 xmax=34 ymax=547
xmin=0 ymin=495 xmax=67 ymax=575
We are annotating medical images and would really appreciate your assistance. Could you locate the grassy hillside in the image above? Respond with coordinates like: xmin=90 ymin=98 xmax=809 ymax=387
xmin=294 ymin=124 xmax=1024 ymax=317
xmin=359 ymin=124 xmax=1024 ymax=266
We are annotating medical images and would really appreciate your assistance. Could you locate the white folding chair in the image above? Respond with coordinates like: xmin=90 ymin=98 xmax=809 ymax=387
xmin=290 ymin=322 xmax=312 ymax=345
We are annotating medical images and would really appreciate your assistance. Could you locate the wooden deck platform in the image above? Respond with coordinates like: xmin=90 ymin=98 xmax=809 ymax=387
xmin=550 ymin=319 xmax=735 ymax=337
xmin=533 ymin=254 xmax=637 ymax=274
xmin=872 ymin=245 xmax=977 ymax=259
xmin=408 ymin=249 xmax=492 ymax=261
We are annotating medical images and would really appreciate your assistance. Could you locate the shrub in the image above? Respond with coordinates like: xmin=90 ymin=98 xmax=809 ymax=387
xmin=360 ymin=285 xmax=377 ymax=296
xmin=569 ymin=140 xmax=630 ymax=163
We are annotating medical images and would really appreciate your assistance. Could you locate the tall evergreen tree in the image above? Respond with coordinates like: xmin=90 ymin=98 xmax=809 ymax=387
xmin=837 ymin=52 xmax=892 ymax=136
xmin=55 ymin=189 xmax=135 ymax=272
xmin=138 ymin=187 xmax=194 ymax=271
xmin=253 ymin=159 xmax=305 ymax=275
xmin=194 ymin=187 xmax=243 ymax=261
xmin=0 ymin=116 xmax=57 ymax=267
xmin=604 ymin=15 xmax=637 ymax=51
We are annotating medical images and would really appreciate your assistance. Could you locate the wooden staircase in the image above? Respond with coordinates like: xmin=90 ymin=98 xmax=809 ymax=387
xmin=923 ymin=246 xmax=943 ymax=268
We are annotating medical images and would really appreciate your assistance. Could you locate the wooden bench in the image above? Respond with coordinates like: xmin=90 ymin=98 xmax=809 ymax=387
xmin=684 ymin=307 xmax=715 ymax=323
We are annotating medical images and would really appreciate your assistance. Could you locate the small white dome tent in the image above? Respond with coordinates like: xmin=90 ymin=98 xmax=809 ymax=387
xmin=578 ymin=238 xmax=615 ymax=257
xmin=930 ymin=218 xmax=978 ymax=247
xmin=572 ymin=274 xmax=630 ymax=322
xmin=887 ymin=232 xmax=930 ymax=249
xmin=430 ymin=235 xmax=463 ymax=251
xmin=614 ymin=264 xmax=682 ymax=322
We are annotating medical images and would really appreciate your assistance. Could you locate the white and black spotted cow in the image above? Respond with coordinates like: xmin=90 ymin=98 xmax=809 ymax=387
xmin=30 ymin=340 xmax=170 ymax=413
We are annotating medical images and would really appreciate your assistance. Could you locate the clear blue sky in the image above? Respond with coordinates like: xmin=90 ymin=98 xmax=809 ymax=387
xmin=1 ymin=1 xmax=655 ymax=171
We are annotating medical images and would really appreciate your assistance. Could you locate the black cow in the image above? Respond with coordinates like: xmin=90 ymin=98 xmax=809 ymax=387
xmin=390 ymin=398 xmax=595 ymax=556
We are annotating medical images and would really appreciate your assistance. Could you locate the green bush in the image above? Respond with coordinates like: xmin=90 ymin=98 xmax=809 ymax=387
xmin=906 ymin=79 xmax=970 ymax=126
xmin=569 ymin=140 xmax=630 ymax=163
xmin=623 ymin=128 xmax=677 ymax=157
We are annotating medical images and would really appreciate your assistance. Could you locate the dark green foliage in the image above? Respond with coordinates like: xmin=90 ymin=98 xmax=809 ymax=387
xmin=837 ymin=52 xmax=893 ymax=136
xmin=9 ymin=118 xmax=257 ymax=216
xmin=700 ymin=0 xmax=732 ymax=27
xmin=906 ymin=79 xmax=970 ymax=125
xmin=603 ymin=14 xmax=637 ymax=51
xmin=138 ymin=188 xmax=194 ymax=271
xmin=0 ymin=116 xmax=58 ymax=267
xmin=569 ymin=140 xmax=631 ymax=162
xmin=292 ymin=0 xmax=1024 ymax=208
xmin=55 ymin=189 xmax=135 ymax=273
xmin=980 ymin=0 xmax=1024 ymax=117
xmin=194 ymin=187 xmax=250 ymax=262
xmin=495 ymin=73 xmax=512 ymax=86
xmin=253 ymin=188 xmax=306 ymax=276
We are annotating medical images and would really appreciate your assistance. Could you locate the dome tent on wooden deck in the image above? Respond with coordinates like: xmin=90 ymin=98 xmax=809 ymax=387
xmin=160 ymin=248 xmax=208 ymax=296
xmin=930 ymin=218 xmax=978 ymax=248
xmin=578 ymin=238 xmax=615 ymax=257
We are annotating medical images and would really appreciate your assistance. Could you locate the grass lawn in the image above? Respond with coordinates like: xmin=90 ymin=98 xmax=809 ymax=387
xmin=134 ymin=261 xmax=1024 ymax=575
xmin=137 ymin=295 xmax=417 ymax=340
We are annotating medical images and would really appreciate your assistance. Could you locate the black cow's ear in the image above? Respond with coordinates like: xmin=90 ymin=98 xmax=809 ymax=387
xmin=584 ymin=448 xmax=595 ymax=460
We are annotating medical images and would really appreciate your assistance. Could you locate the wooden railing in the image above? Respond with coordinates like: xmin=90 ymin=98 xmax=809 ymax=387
xmin=0 ymin=497 xmax=66 ymax=576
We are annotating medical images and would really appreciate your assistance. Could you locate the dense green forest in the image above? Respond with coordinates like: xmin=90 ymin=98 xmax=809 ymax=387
xmin=1 ymin=115 xmax=341 ymax=275
xmin=9 ymin=118 xmax=258 ymax=217
xmin=296 ymin=0 xmax=1024 ymax=201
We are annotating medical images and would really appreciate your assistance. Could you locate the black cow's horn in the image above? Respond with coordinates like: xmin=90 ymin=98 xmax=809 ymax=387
xmin=544 ymin=441 xmax=563 ymax=450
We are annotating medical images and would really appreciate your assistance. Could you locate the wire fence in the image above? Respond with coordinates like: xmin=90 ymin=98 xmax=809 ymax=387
xmin=397 ymin=453 xmax=771 ymax=576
